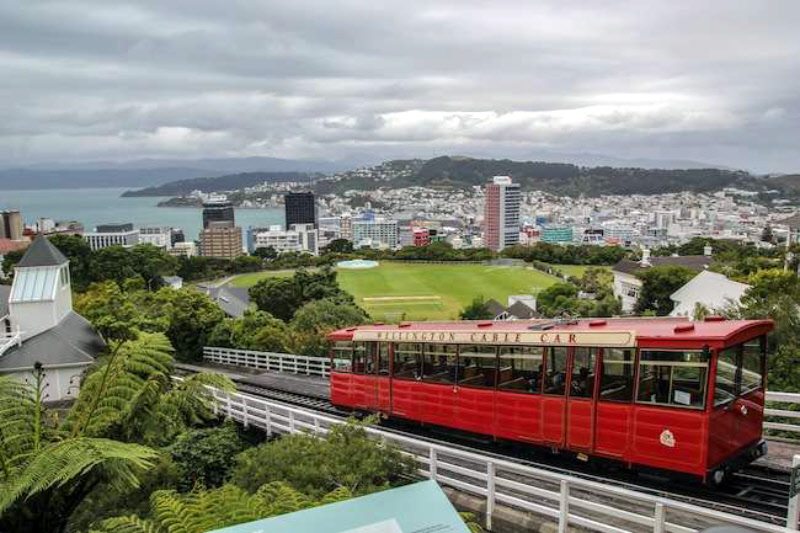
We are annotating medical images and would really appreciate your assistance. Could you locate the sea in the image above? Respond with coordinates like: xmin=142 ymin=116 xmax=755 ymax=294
xmin=0 ymin=187 xmax=284 ymax=240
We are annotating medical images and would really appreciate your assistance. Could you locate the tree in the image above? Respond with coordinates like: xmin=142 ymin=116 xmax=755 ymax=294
xmin=92 ymin=481 xmax=352 ymax=533
xmin=458 ymin=296 xmax=495 ymax=320
xmin=157 ymin=289 xmax=227 ymax=362
xmin=250 ymin=267 xmax=357 ymax=322
xmin=231 ymin=419 xmax=414 ymax=497
xmin=761 ymin=225 xmax=775 ymax=244
xmin=536 ymin=283 xmax=579 ymax=317
xmin=0 ymin=333 xmax=233 ymax=532
xmin=207 ymin=310 xmax=292 ymax=353
xmin=167 ymin=421 xmax=250 ymax=492
xmin=252 ymin=246 xmax=279 ymax=260
xmin=634 ymin=266 xmax=695 ymax=316
xmin=290 ymin=299 xmax=368 ymax=356
xmin=322 ymin=239 xmax=354 ymax=254
xmin=90 ymin=246 xmax=139 ymax=286
xmin=129 ymin=244 xmax=179 ymax=289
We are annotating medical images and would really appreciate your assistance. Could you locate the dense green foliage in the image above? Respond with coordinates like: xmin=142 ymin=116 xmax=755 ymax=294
xmin=167 ymin=421 xmax=251 ymax=491
xmin=459 ymin=296 xmax=496 ymax=320
xmin=634 ymin=265 xmax=696 ymax=315
xmin=502 ymin=243 xmax=629 ymax=265
xmin=232 ymin=419 xmax=415 ymax=497
xmin=250 ymin=266 xmax=360 ymax=322
xmin=0 ymin=333 xmax=233 ymax=533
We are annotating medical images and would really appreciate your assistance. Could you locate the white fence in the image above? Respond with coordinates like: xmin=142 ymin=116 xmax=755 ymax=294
xmin=765 ymin=392 xmax=800 ymax=435
xmin=203 ymin=347 xmax=330 ymax=378
xmin=208 ymin=386 xmax=791 ymax=533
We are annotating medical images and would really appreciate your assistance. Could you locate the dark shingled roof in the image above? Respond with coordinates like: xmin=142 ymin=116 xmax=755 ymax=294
xmin=16 ymin=235 xmax=68 ymax=268
xmin=0 ymin=311 xmax=105 ymax=371
xmin=0 ymin=285 xmax=9 ymax=317
xmin=612 ymin=256 xmax=712 ymax=276
xmin=507 ymin=300 xmax=539 ymax=319
xmin=484 ymin=298 xmax=507 ymax=318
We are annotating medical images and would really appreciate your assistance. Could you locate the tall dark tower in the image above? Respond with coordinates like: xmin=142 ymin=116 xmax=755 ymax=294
xmin=284 ymin=192 xmax=317 ymax=229
xmin=202 ymin=200 xmax=235 ymax=229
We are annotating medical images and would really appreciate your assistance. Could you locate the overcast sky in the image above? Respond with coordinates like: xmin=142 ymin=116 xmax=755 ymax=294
xmin=1 ymin=1 xmax=798 ymax=172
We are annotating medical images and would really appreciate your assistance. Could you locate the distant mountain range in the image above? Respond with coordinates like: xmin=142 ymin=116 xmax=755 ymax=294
xmin=121 ymin=172 xmax=318 ymax=197
xmin=0 ymin=156 xmax=359 ymax=191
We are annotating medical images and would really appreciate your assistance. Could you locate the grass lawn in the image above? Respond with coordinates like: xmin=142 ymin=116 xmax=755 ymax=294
xmin=228 ymin=262 xmax=560 ymax=321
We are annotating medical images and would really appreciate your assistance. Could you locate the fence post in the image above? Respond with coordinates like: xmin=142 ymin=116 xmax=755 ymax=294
xmin=788 ymin=455 xmax=800 ymax=530
xmin=265 ymin=404 xmax=272 ymax=437
xmin=558 ymin=480 xmax=569 ymax=533
xmin=486 ymin=462 xmax=496 ymax=531
xmin=289 ymin=411 xmax=295 ymax=432
xmin=242 ymin=399 xmax=249 ymax=428
xmin=654 ymin=502 xmax=665 ymax=533
xmin=429 ymin=448 xmax=438 ymax=480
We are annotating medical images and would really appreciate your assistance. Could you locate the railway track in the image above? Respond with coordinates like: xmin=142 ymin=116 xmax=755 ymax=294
xmin=179 ymin=366 xmax=792 ymax=527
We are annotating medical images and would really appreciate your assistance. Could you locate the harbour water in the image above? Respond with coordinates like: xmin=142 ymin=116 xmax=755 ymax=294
xmin=0 ymin=188 xmax=283 ymax=240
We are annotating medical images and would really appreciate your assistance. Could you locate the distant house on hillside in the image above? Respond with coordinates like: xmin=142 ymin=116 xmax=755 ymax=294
xmin=484 ymin=295 xmax=539 ymax=320
xmin=669 ymin=270 xmax=750 ymax=318
xmin=612 ymin=249 xmax=713 ymax=313
xmin=0 ymin=235 xmax=105 ymax=402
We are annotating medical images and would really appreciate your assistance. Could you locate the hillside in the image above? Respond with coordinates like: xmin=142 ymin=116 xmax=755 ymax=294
xmin=122 ymin=171 xmax=318 ymax=197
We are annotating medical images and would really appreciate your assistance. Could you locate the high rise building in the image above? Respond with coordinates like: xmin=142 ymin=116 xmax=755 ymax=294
xmin=199 ymin=221 xmax=243 ymax=260
xmin=0 ymin=210 xmax=24 ymax=241
xmin=202 ymin=200 xmax=235 ymax=229
xmin=483 ymin=176 xmax=521 ymax=251
xmin=285 ymin=192 xmax=317 ymax=229
xmin=339 ymin=214 xmax=353 ymax=241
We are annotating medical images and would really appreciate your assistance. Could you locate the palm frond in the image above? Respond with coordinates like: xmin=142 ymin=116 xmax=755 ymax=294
xmin=0 ymin=437 xmax=158 ymax=514
xmin=90 ymin=515 xmax=161 ymax=533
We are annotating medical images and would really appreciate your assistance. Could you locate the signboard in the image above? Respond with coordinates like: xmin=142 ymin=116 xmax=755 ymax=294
xmin=352 ymin=329 xmax=636 ymax=348
xmin=209 ymin=480 xmax=471 ymax=533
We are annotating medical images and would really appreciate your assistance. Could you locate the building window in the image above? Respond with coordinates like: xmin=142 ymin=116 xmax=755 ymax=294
xmin=498 ymin=346 xmax=542 ymax=393
xmin=457 ymin=345 xmax=497 ymax=388
xmin=569 ymin=347 xmax=596 ymax=398
xmin=332 ymin=341 xmax=352 ymax=372
xmin=637 ymin=350 xmax=708 ymax=409
xmin=599 ymin=348 xmax=635 ymax=402
xmin=543 ymin=347 xmax=568 ymax=395
xmin=393 ymin=343 xmax=422 ymax=379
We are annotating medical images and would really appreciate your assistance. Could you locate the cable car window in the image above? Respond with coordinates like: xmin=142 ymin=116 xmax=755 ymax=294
xmin=393 ymin=343 xmax=421 ymax=379
xmin=421 ymin=344 xmax=458 ymax=384
xmin=332 ymin=341 xmax=353 ymax=372
xmin=599 ymin=349 xmax=634 ymax=402
xmin=637 ymin=350 xmax=708 ymax=409
xmin=377 ymin=343 xmax=390 ymax=376
xmin=458 ymin=345 xmax=497 ymax=388
xmin=498 ymin=346 xmax=543 ymax=393
xmin=353 ymin=342 xmax=370 ymax=374
xmin=742 ymin=338 xmax=765 ymax=394
xmin=544 ymin=347 xmax=568 ymax=395
xmin=714 ymin=348 xmax=738 ymax=407
xmin=570 ymin=347 xmax=596 ymax=398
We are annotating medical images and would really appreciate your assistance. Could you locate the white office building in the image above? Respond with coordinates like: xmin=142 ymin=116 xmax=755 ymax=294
xmin=353 ymin=218 xmax=399 ymax=249
xmin=139 ymin=226 xmax=173 ymax=249
xmin=84 ymin=223 xmax=140 ymax=251
xmin=252 ymin=224 xmax=319 ymax=255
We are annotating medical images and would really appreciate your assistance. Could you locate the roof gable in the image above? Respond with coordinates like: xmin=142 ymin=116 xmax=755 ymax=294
xmin=16 ymin=235 xmax=68 ymax=268
xmin=612 ymin=256 xmax=712 ymax=276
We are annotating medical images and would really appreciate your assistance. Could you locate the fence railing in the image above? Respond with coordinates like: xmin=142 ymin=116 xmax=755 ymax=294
xmin=206 ymin=386 xmax=790 ymax=533
xmin=203 ymin=347 xmax=330 ymax=378
xmin=765 ymin=392 xmax=800 ymax=435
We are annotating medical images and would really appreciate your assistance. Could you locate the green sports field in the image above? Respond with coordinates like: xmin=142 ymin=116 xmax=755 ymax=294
xmin=228 ymin=262 xmax=561 ymax=321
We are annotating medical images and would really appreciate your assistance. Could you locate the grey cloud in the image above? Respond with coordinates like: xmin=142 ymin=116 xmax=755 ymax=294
xmin=0 ymin=0 xmax=799 ymax=172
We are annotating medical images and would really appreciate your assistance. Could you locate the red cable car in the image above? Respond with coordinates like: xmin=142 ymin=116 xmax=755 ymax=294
xmin=328 ymin=317 xmax=773 ymax=484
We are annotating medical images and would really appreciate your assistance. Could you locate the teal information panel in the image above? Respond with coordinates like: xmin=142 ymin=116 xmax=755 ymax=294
xmin=209 ymin=480 xmax=471 ymax=533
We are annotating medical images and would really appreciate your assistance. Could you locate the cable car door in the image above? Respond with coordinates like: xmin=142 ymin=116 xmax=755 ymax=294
xmin=541 ymin=347 xmax=568 ymax=446
xmin=371 ymin=342 xmax=392 ymax=412
xmin=565 ymin=347 xmax=597 ymax=451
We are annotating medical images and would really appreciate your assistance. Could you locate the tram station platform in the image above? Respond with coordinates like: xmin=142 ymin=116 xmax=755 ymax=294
xmin=175 ymin=362 xmax=330 ymax=400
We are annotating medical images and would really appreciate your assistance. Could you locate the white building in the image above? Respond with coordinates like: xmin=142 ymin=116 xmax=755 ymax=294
xmin=353 ymin=218 xmax=399 ymax=249
xmin=253 ymin=224 xmax=319 ymax=255
xmin=669 ymin=271 xmax=750 ymax=318
xmin=139 ymin=226 xmax=173 ymax=249
xmin=84 ymin=223 xmax=140 ymax=251
xmin=168 ymin=241 xmax=197 ymax=258
xmin=611 ymin=249 xmax=713 ymax=313
xmin=0 ymin=236 xmax=105 ymax=402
